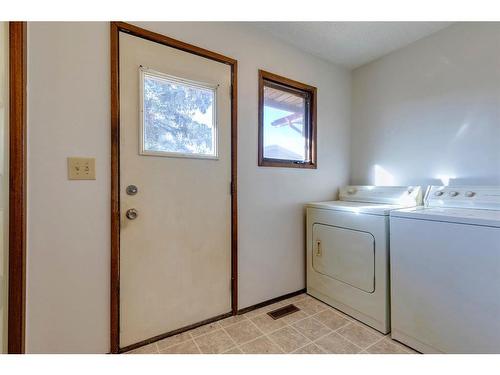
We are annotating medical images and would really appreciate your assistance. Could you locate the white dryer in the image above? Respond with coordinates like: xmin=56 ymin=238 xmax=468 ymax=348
xmin=306 ymin=186 xmax=422 ymax=333
xmin=390 ymin=186 xmax=500 ymax=353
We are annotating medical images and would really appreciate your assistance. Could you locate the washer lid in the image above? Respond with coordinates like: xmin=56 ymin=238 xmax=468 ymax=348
xmin=391 ymin=206 xmax=500 ymax=227
xmin=306 ymin=200 xmax=414 ymax=216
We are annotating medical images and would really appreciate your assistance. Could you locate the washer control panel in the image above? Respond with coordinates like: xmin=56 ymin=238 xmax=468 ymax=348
xmin=426 ymin=186 xmax=500 ymax=210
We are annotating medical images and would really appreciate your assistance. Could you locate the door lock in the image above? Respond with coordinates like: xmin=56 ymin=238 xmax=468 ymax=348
xmin=126 ymin=185 xmax=138 ymax=195
xmin=126 ymin=208 xmax=138 ymax=220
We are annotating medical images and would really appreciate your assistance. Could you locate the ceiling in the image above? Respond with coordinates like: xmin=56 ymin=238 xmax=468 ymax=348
xmin=252 ymin=22 xmax=453 ymax=69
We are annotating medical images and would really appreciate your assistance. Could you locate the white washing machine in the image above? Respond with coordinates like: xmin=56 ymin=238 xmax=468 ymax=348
xmin=390 ymin=186 xmax=500 ymax=353
xmin=306 ymin=186 xmax=422 ymax=333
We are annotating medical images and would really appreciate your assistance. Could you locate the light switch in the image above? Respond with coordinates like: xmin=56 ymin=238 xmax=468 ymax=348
xmin=67 ymin=157 xmax=96 ymax=180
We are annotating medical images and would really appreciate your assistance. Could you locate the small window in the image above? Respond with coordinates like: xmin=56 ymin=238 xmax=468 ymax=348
xmin=258 ymin=70 xmax=317 ymax=168
xmin=140 ymin=67 xmax=218 ymax=159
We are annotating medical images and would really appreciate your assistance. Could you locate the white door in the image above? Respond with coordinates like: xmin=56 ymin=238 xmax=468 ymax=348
xmin=119 ymin=32 xmax=233 ymax=348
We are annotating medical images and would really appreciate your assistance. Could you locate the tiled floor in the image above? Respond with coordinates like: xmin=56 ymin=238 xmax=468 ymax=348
xmin=125 ymin=293 xmax=418 ymax=354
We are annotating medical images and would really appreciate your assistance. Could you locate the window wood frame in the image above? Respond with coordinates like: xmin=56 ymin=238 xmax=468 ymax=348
xmin=258 ymin=70 xmax=317 ymax=169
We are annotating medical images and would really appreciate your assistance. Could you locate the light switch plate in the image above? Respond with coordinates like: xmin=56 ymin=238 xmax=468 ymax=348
xmin=68 ymin=157 xmax=96 ymax=180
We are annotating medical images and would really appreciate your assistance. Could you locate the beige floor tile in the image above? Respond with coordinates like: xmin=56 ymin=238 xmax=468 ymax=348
xmin=292 ymin=316 xmax=332 ymax=341
xmin=160 ymin=339 xmax=200 ymax=354
xmin=224 ymin=320 xmax=263 ymax=345
xmin=385 ymin=337 xmax=418 ymax=353
xmin=315 ymin=332 xmax=362 ymax=354
xmin=194 ymin=329 xmax=235 ymax=354
xmin=403 ymin=345 xmax=419 ymax=354
xmin=268 ymin=326 xmax=311 ymax=353
xmin=250 ymin=313 xmax=287 ymax=334
xmin=156 ymin=331 xmax=192 ymax=351
xmin=294 ymin=298 xmax=329 ymax=315
xmin=125 ymin=343 xmax=159 ymax=354
xmin=266 ymin=300 xmax=289 ymax=312
xmin=243 ymin=299 xmax=288 ymax=317
xmin=366 ymin=338 xmax=411 ymax=354
xmin=293 ymin=343 xmax=326 ymax=354
xmin=189 ymin=321 xmax=222 ymax=337
xmin=281 ymin=310 xmax=308 ymax=325
xmin=325 ymin=306 xmax=356 ymax=322
xmin=243 ymin=305 xmax=271 ymax=318
xmin=313 ymin=310 xmax=350 ymax=331
xmin=240 ymin=336 xmax=283 ymax=354
xmin=303 ymin=294 xmax=331 ymax=304
xmin=219 ymin=314 xmax=247 ymax=328
xmin=223 ymin=347 xmax=243 ymax=354
xmin=337 ymin=322 xmax=384 ymax=349
xmin=286 ymin=293 xmax=308 ymax=304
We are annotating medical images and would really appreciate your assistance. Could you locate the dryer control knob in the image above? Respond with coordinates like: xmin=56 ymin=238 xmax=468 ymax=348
xmin=434 ymin=191 xmax=444 ymax=197
xmin=465 ymin=191 xmax=476 ymax=198
xmin=449 ymin=191 xmax=459 ymax=197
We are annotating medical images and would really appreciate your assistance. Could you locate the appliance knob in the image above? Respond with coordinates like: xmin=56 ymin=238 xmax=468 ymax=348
xmin=434 ymin=191 xmax=444 ymax=197
xmin=449 ymin=191 xmax=459 ymax=197
xmin=347 ymin=188 xmax=356 ymax=195
xmin=465 ymin=191 xmax=476 ymax=198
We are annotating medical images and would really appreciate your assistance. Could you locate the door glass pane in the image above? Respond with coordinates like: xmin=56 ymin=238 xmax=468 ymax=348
xmin=141 ymin=69 xmax=217 ymax=158
xmin=263 ymin=83 xmax=308 ymax=162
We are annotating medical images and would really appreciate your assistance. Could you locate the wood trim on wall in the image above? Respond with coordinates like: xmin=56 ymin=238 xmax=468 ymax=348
xmin=8 ymin=21 xmax=27 ymax=354
xmin=258 ymin=69 xmax=317 ymax=169
xmin=110 ymin=21 xmax=238 ymax=354
xmin=110 ymin=21 xmax=120 ymax=355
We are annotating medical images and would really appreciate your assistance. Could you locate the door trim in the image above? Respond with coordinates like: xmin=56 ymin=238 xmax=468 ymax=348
xmin=8 ymin=21 xmax=27 ymax=354
xmin=110 ymin=22 xmax=238 ymax=354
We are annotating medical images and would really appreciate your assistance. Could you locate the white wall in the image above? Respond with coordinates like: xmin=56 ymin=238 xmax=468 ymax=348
xmin=26 ymin=22 xmax=351 ymax=353
xmin=351 ymin=23 xmax=500 ymax=187
xmin=27 ymin=23 xmax=111 ymax=354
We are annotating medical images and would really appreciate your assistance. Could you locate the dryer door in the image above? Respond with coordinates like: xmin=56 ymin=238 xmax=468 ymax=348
xmin=312 ymin=224 xmax=375 ymax=293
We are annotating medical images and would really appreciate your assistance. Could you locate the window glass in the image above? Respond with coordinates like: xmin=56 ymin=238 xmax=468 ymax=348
xmin=141 ymin=69 xmax=217 ymax=158
xmin=263 ymin=84 xmax=308 ymax=162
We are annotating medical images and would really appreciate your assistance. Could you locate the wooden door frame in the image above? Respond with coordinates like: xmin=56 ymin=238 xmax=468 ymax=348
xmin=110 ymin=22 xmax=238 ymax=354
xmin=7 ymin=21 xmax=27 ymax=354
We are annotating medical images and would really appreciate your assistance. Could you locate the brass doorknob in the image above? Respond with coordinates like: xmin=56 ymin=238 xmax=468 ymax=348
xmin=126 ymin=208 xmax=138 ymax=220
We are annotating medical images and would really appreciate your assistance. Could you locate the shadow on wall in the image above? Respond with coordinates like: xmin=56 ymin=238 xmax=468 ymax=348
xmin=370 ymin=163 xmax=500 ymax=191
xmin=446 ymin=176 xmax=500 ymax=186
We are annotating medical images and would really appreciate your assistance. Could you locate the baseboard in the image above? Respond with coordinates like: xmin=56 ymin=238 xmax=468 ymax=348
xmin=237 ymin=289 xmax=307 ymax=315
xmin=119 ymin=311 xmax=232 ymax=353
